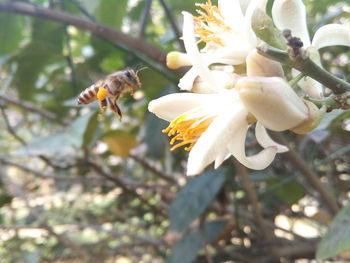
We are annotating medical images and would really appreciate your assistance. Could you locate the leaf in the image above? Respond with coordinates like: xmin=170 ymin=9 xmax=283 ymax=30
xmin=17 ymin=111 xmax=97 ymax=155
xmin=102 ymin=130 xmax=138 ymax=157
xmin=10 ymin=18 xmax=64 ymax=99
xmin=0 ymin=13 xmax=23 ymax=55
xmin=95 ymin=0 xmax=128 ymax=28
xmin=68 ymin=111 xmax=97 ymax=148
xmin=166 ymin=220 xmax=227 ymax=263
xmin=316 ymin=202 xmax=350 ymax=260
xmin=169 ymin=169 xmax=227 ymax=232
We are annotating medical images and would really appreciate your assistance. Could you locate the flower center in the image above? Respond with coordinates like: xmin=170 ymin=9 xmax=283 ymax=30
xmin=194 ymin=0 xmax=231 ymax=46
xmin=162 ymin=109 xmax=215 ymax=151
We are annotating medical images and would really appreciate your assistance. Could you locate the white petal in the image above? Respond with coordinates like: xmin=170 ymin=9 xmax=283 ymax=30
xmin=246 ymin=49 xmax=284 ymax=77
xmin=255 ymin=122 xmax=289 ymax=153
xmin=187 ymin=103 xmax=247 ymax=176
xmin=236 ymin=77 xmax=308 ymax=131
xmin=272 ymin=0 xmax=311 ymax=46
xmin=312 ymin=24 xmax=350 ymax=49
xmin=178 ymin=67 xmax=198 ymax=91
xmin=227 ymin=115 xmax=278 ymax=170
xmin=182 ymin=12 xmax=215 ymax=87
xmin=214 ymin=149 xmax=231 ymax=169
xmin=219 ymin=0 xmax=245 ymax=29
xmin=148 ymin=93 xmax=215 ymax=121
xmin=292 ymin=69 xmax=323 ymax=99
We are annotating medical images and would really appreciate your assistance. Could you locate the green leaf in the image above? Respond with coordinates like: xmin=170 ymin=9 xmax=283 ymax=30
xmin=0 ymin=13 xmax=23 ymax=55
xmin=316 ymin=202 xmax=350 ymax=260
xmin=10 ymin=18 xmax=64 ymax=99
xmin=169 ymin=169 xmax=227 ymax=232
xmin=18 ymin=111 xmax=96 ymax=155
xmin=68 ymin=111 xmax=98 ymax=148
xmin=101 ymin=130 xmax=138 ymax=157
xmin=95 ymin=0 xmax=128 ymax=28
xmin=166 ymin=220 xmax=227 ymax=263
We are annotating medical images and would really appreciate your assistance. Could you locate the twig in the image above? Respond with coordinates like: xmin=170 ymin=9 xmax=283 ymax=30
xmin=0 ymin=93 xmax=67 ymax=125
xmin=257 ymin=43 xmax=350 ymax=94
xmin=270 ymin=132 xmax=339 ymax=215
xmin=158 ymin=0 xmax=185 ymax=51
xmin=139 ymin=0 xmax=153 ymax=38
xmin=0 ymin=106 xmax=26 ymax=145
xmin=88 ymin=160 xmax=167 ymax=213
xmin=234 ymin=160 xmax=279 ymax=259
xmin=128 ymin=153 xmax=177 ymax=184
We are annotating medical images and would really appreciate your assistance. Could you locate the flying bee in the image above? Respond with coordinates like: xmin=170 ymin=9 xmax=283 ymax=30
xmin=77 ymin=68 xmax=142 ymax=119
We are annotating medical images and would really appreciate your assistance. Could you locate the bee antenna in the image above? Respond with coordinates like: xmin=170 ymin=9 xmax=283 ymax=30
xmin=136 ymin=66 xmax=148 ymax=74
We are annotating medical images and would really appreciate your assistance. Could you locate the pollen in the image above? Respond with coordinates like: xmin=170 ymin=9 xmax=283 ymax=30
xmin=162 ymin=110 xmax=215 ymax=151
xmin=194 ymin=0 xmax=231 ymax=46
xmin=97 ymin=87 xmax=108 ymax=101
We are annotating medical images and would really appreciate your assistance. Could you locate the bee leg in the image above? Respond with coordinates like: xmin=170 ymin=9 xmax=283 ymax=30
xmin=107 ymin=97 xmax=122 ymax=121
xmin=98 ymin=98 xmax=108 ymax=117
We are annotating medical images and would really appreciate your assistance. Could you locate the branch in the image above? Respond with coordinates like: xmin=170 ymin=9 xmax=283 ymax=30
xmin=128 ymin=153 xmax=177 ymax=184
xmin=139 ymin=0 xmax=153 ymax=38
xmin=0 ymin=1 xmax=181 ymax=80
xmin=158 ymin=0 xmax=185 ymax=51
xmin=234 ymin=160 xmax=279 ymax=259
xmin=257 ymin=43 xmax=350 ymax=94
xmin=0 ymin=93 xmax=67 ymax=125
xmin=270 ymin=132 xmax=339 ymax=215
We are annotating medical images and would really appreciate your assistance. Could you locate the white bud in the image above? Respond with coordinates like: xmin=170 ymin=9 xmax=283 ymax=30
xmin=236 ymin=77 xmax=309 ymax=131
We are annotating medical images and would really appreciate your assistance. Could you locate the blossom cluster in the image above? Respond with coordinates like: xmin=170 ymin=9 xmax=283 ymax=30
xmin=148 ymin=0 xmax=350 ymax=175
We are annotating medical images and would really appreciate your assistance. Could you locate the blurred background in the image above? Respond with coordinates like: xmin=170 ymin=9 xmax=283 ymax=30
xmin=0 ymin=0 xmax=349 ymax=262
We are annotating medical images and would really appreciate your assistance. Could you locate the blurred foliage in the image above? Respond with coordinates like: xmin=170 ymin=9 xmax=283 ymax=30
xmin=0 ymin=0 xmax=349 ymax=263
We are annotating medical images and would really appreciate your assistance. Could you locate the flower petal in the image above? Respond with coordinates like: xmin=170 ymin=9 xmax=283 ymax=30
xmin=227 ymin=115 xmax=278 ymax=170
xmin=187 ymin=102 xmax=247 ymax=176
xmin=148 ymin=93 xmax=216 ymax=121
xmin=236 ymin=76 xmax=308 ymax=131
xmin=272 ymin=0 xmax=311 ymax=46
xmin=246 ymin=49 xmax=284 ymax=77
xmin=255 ymin=122 xmax=289 ymax=153
xmin=178 ymin=67 xmax=199 ymax=91
xmin=312 ymin=24 xmax=350 ymax=50
xmin=182 ymin=12 xmax=215 ymax=87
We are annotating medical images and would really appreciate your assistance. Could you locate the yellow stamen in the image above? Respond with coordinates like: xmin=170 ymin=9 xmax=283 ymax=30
xmin=97 ymin=87 xmax=108 ymax=101
xmin=194 ymin=0 xmax=231 ymax=46
xmin=162 ymin=111 xmax=215 ymax=151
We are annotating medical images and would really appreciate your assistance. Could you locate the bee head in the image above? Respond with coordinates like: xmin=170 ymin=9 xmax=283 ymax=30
xmin=123 ymin=68 xmax=141 ymax=89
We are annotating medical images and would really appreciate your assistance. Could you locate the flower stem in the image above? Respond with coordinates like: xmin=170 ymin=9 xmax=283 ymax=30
xmin=257 ymin=43 xmax=350 ymax=94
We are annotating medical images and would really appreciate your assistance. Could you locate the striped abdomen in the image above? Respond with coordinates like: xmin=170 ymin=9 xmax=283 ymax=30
xmin=77 ymin=84 xmax=100 ymax=104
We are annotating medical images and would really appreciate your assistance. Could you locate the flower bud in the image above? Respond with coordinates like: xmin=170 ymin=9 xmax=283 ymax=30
xmin=246 ymin=49 xmax=284 ymax=78
xmin=166 ymin=51 xmax=192 ymax=69
xmin=236 ymin=77 xmax=309 ymax=131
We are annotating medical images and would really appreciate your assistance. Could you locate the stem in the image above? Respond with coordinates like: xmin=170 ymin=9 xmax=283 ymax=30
xmin=257 ymin=43 xmax=350 ymax=94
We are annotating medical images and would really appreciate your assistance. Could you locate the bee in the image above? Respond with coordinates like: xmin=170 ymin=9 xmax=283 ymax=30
xmin=77 ymin=68 xmax=142 ymax=119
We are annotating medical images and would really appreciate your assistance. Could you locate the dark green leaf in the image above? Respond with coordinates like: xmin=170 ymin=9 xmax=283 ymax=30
xmin=0 ymin=13 xmax=23 ymax=55
xmin=166 ymin=220 xmax=227 ymax=263
xmin=169 ymin=169 xmax=227 ymax=232
xmin=316 ymin=202 xmax=350 ymax=259
xmin=95 ymin=0 xmax=128 ymax=28
xmin=18 ymin=111 xmax=96 ymax=155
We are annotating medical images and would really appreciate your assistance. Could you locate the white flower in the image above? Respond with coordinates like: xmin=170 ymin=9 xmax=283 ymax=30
xmin=272 ymin=0 xmax=350 ymax=98
xmin=171 ymin=0 xmax=268 ymax=92
xmin=148 ymin=90 xmax=288 ymax=176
